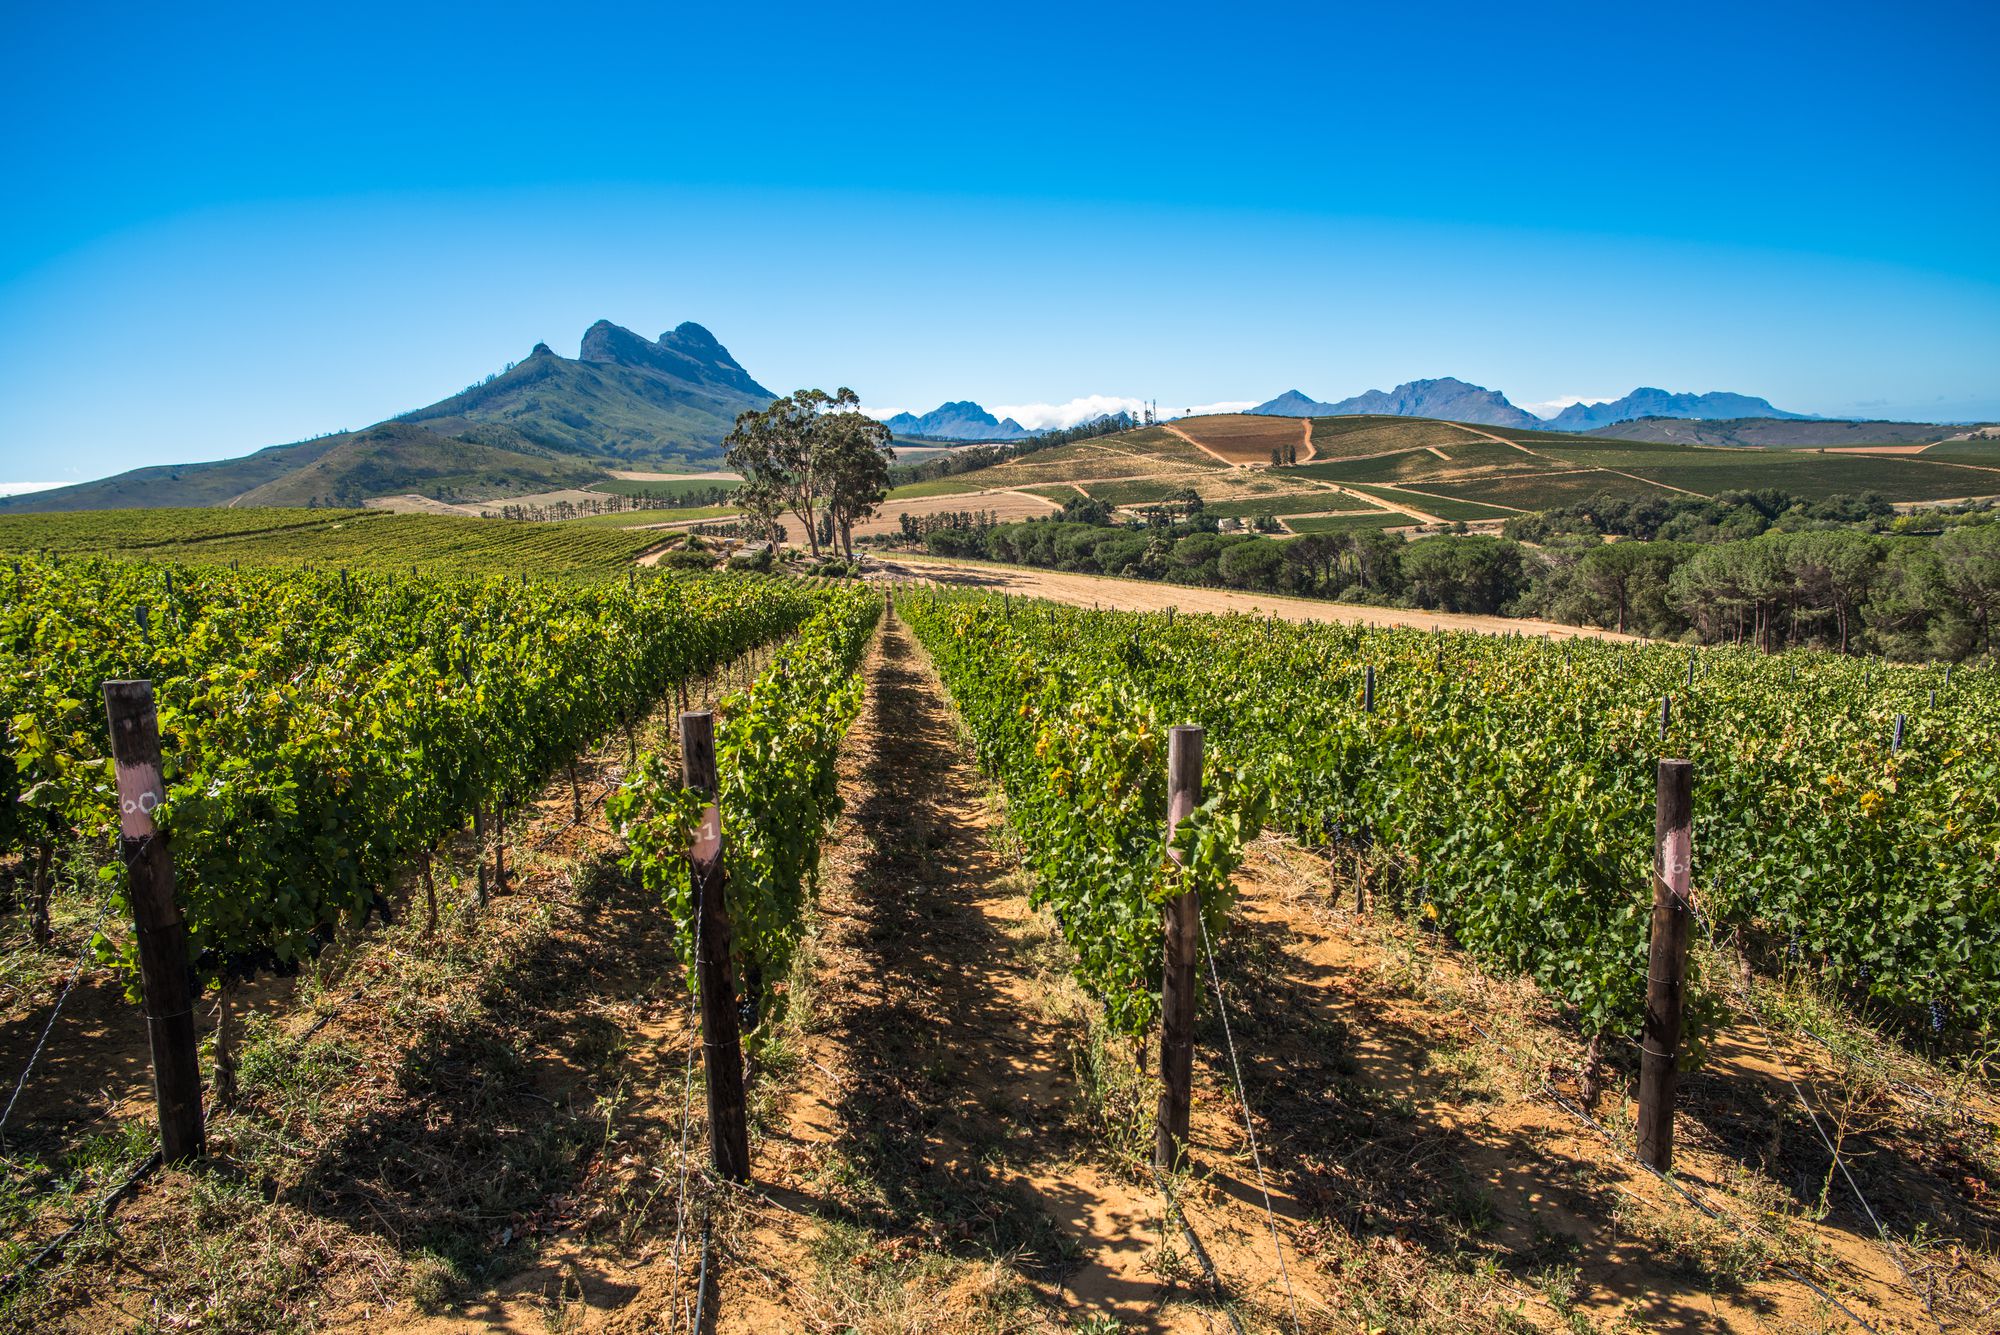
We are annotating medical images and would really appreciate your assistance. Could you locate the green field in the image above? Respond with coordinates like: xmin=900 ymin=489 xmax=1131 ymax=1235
xmin=885 ymin=476 xmax=1009 ymax=501
xmin=0 ymin=508 xmax=666 ymax=574
xmin=1284 ymin=440 xmax=1533 ymax=485
xmin=1281 ymin=512 xmax=1410 ymax=534
xmin=1088 ymin=479 xmax=1191 ymax=506
xmin=1203 ymin=492 xmax=1395 ymax=520
xmin=1421 ymin=471 xmax=1685 ymax=510
xmin=1915 ymin=440 xmax=2000 ymax=463
xmin=556 ymin=506 xmax=743 ymax=529
xmin=0 ymin=507 xmax=381 ymax=553
xmin=1345 ymin=484 xmax=1520 ymax=520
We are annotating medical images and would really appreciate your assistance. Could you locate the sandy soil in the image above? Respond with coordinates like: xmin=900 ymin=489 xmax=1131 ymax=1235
xmin=363 ymin=493 xmax=487 ymax=517
xmin=866 ymin=554 xmax=1645 ymax=640
xmin=766 ymin=488 xmax=1063 ymax=545
xmin=1210 ymin=837 xmax=1987 ymax=1332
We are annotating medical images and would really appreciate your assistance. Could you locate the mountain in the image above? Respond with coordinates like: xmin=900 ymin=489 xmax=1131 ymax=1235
xmin=396 ymin=320 xmax=773 ymax=457
xmin=882 ymin=401 xmax=1031 ymax=441
xmin=1246 ymin=390 xmax=1329 ymax=417
xmin=1546 ymin=389 xmax=1807 ymax=432
xmin=2 ymin=321 xmax=774 ymax=513
xmin=1250 ymin=378 xmax=1542 ymax=429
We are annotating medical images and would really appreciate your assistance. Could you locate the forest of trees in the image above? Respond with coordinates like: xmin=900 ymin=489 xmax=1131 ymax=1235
xmin=891 ymin=490 xmax=2000 ymax=660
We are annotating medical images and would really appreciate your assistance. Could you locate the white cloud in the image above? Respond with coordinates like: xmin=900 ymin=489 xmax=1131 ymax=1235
xmin=991 ymin=395 xmax=1148 ymax=430
xmin=1516 ymin=394 xmax=1614 ymax=421
xmin=860 ymin=405 xmax=911 ymax=422
xmin=0 ymin=482 xmax=63 ymax=496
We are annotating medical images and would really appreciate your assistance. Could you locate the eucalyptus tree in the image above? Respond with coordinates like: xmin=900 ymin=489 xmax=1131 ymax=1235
xmin=725 ymin=388 xmax=897 ymax=559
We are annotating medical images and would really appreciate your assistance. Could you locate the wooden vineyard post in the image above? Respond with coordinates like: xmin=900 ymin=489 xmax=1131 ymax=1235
xmin=1362 ymin=664 xmax=1375 ymax=714
xmin=1638 ymin=758 xmax=1693 ymax=1172
xmin=473 ymin=806 xmax=489 ymax=905
xmin=102 ymin=680 xmax=206 ymax=1163
xmin=682 ymin=711 xmax=751 ymax=1183
xmin=1155 ymin=725 xmax=1203 ymax=1172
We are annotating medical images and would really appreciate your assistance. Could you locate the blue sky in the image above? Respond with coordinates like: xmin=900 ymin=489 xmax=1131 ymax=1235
xmin=3 ymin=0 xmax=1996 ymax=485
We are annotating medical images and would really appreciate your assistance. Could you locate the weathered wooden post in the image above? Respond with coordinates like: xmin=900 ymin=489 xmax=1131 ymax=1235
xmin=682 ymin=711 xmax=751 ymax=1183
xmin=1638 ymin=758 xmax=1693 ymax=1173
xmin=1891 ymin=713 xmax=1905 ymax=755
xmin=1155 ymin=725 xmax=1203 ymax=1172
xmin=102 ymin=680 xmax=205 ymax=1163
xmin=1659 ymin=694 xmax=1671 ymax=742
xmin=1362 ymin=664 xmax=1375 ymax=714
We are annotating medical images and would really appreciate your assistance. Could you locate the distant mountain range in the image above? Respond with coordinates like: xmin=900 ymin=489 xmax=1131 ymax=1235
xmin=883 ymin=401 xmax=1032 ymax=441
xmin=1252 ymin=378 xmax=1541 ymax=429
xmin=3 ymin=320 xmax=774 ymax=512
xmin=6 ymin=329 xmax=1974 ymax=517
xmin=1547 ymin=389 xmax=1805 ymax=431
xmin=1249 ymin=379 xmax=1806 ymax=431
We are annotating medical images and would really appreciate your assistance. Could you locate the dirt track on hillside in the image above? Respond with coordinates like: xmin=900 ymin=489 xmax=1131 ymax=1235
xmin=869 ymin=554 xmax=1643 ymax=640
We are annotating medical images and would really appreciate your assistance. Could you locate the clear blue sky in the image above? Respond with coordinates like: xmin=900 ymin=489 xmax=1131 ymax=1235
xmin=3 ymin=0 xmax=1997 ymax=483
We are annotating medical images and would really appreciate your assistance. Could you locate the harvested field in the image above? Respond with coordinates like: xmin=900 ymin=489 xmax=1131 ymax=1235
xmin=1165 ymin=413 xmax=1307 ymax=465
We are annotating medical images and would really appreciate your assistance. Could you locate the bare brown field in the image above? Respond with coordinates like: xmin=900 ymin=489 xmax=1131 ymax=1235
xmin=871 ymin=553 xmax=1640 ymax=639
xmin=767 ymin=487 xmax=1063 ymax=545
xmin=1165 ymin=413 xmax=1305 ymax=465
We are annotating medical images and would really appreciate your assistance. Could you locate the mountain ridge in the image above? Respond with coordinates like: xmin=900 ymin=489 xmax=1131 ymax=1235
xmin=3 ymin=320 xmax=773 ymax=512
xmin=882 ymin=400 xmax=1032 ymax=441
xmin=1251 ymin=379 xmax=1814 ymax=432
xmin=1250 ymin=377 xmax=1542 ymax=429
xmin=1549 ymin=388 xmax=1807 ymax=431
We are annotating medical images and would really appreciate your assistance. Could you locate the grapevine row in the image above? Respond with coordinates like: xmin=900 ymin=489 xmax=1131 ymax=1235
xmin=907 ymin=590 xmax=1998 ymax=1044
xmin=2 ymin=557 xmax=826 ymax=983
xmin=901 ymin=596 xmax=1261 ymax=1035
xmin=612 ymin=585 xmax=880 ymax=1019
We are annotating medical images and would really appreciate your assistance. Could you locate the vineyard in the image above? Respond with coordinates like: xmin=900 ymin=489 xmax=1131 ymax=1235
xmin=0 ymin=558 xmax=1994 ymax=1333
xmin=903 ymin=593 xmax=2000 ymax=1047
xmin=0 ymin=509 xmax=671 ymax=574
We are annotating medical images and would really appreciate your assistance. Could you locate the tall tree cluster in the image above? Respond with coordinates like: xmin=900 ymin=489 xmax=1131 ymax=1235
xmin=723 ymin=388 xmax=895 ymax=559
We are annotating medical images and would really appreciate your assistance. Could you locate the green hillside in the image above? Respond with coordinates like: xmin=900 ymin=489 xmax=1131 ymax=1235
xmin=0 ymin=507 xmax=666 ymax=574
xmin=398 ymin=324 xmax=770 ymax=464
xmin=233 ymin=423 xmax=608 ymax=507
xmin=1585 ymin=416 xmax=1986 ymax=448
xmin=937 ymin=412 xmax=2000 ymax=533
xmin=0 ymin=320 xmax=765 ymax=515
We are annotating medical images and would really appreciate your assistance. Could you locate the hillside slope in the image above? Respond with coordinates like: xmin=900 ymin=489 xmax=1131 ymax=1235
xmin=1589 ymin=416 xmax=1986 ymax=448
xmin=234 ymin=423 xmax=609 ymax=507
xmin=0 ymin=320 xmax=770 ymax=514
xmin=399 ymin=322 xmax=773 ymax=460
xmin=902 ymin=412 xmax=2000 ymax=531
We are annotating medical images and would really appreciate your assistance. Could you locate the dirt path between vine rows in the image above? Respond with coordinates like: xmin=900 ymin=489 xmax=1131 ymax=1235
xmin=1210 ymin=838 xmax=1981 ymax=1333
xmin=668 ymin=613 xmax=1322 ymax=1331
